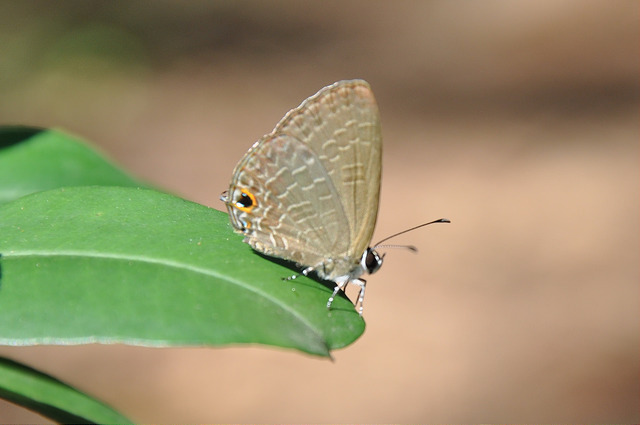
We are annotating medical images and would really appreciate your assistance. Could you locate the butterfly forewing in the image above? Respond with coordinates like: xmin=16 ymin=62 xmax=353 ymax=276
xmin=275 ymin=80 xmax=382 ymax=260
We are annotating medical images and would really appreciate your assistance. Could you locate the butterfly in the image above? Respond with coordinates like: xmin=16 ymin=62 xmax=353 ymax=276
xmin=221 ymin=80 xmax=447 ymax=315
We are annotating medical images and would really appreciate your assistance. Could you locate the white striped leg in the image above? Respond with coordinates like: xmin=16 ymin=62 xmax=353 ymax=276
xmin=327 ymin=278 xmax=367 ymax=316
xmin=351 ymin=278 xmax=366 ymax=316
xmin=283 ymin=266 xmax=314 ymax=281
xmin=326 ymin=278 xmax=350 ymax=311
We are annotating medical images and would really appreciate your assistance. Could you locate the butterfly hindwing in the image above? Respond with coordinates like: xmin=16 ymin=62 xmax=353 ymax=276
xmin=226 ymin=133 xmax=351 ymax=268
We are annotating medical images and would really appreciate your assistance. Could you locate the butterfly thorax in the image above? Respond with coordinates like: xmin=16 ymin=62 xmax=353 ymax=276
xmin=312 ymin=246 xmax=383 ymax=282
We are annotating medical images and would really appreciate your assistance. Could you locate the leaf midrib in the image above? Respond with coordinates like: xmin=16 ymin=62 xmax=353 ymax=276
xmin=2 ymin=249 xmax=326 ymax=346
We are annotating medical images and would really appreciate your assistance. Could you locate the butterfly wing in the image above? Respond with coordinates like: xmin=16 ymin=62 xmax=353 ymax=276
xmin=224 ymin=133 xmax=350 ymax=268
xmin=274 ymin=80 xmax=382 ymax=262
xmin=223 ymin=80 xmax=382 ymax=278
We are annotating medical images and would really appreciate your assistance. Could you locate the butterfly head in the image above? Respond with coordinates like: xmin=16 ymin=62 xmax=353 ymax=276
xmin=362 ymin=218 xmax=451 ymax=276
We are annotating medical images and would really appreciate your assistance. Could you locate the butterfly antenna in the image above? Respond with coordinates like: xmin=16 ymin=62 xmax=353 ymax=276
xmin=375 ymin=244 xmax=418 ymax=253
xmin=373 ymin=218 xmax=450 ymax=248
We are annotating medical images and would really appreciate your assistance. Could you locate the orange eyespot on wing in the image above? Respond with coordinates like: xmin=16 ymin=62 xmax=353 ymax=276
xmin=235 ymin=189 xmax=257 ymax=213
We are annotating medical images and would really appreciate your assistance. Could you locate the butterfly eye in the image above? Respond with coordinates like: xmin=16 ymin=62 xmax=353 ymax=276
xmin=363 ymin=248 xmax=383 ymax=274
xmin=235 ymin=189 xmax=257 ymax=212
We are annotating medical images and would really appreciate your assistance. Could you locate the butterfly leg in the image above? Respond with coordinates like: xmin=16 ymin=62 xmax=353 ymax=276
xmin=326 ymin=276 xmax=351 ymax=311
xmin=327 ymin=278 xmax=367 ymax=316
xmin=283 ymin=266 xmax=314 ymax=281
xmin=351 ymin=278 xmax=367 ymax=316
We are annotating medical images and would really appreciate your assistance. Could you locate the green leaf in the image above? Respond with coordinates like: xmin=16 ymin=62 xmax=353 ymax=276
xmin=0 ymin=186 xmax=365 ymax=356
xmin=0 ymin=126 xmax=148 ymax=206
xmin=0 ymin=356 xmax=132 ymax=424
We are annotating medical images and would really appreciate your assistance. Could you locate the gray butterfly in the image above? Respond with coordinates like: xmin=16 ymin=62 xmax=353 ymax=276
xmin=221 ymin=80 xmax=384 ymax=315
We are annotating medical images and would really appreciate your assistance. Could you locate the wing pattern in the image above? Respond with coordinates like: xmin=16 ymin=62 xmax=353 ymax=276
xmin=223 ymin=80 xmax=382 ymax=280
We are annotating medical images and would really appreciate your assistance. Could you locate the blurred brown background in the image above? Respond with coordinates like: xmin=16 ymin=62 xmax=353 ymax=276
xmin=0 ymin=1 xmax=637 ymax=423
